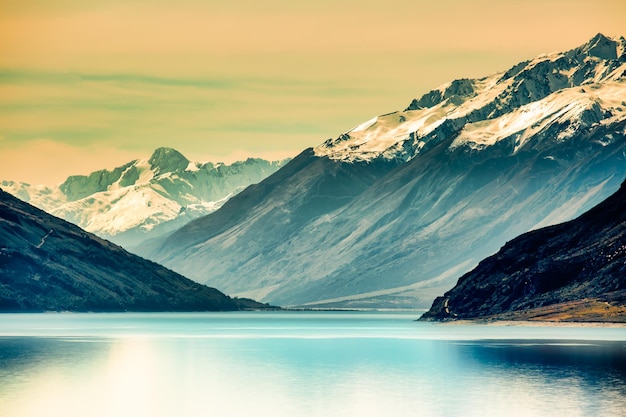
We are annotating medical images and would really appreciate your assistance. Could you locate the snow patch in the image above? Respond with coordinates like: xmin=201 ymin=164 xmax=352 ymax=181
xmin=186 ymin=162 xmax=200 ymax=172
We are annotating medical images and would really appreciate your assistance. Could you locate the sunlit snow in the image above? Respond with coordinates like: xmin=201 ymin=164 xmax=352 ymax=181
xmin=314 ymin=42 xmax=626 ymax=163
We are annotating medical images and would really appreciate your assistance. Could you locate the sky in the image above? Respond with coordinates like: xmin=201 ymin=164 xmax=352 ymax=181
xmin=1 ymin=0 xmax=625 ymax=184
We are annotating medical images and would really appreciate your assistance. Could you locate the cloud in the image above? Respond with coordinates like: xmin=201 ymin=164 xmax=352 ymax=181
xmin=0 ymin=67 xmax=394 ymax=147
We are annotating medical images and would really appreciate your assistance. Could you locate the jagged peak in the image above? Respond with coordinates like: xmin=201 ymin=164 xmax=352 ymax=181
xmin=318 ymin=33 xmax=626 ymax=164
xmin=575 ymin=32 xmax=623 ymax=60
xmin=405 ymin=33 xmax=626 ymax=113
xmin=405 ymin=78 xmax=475 ymax=111
xmin=148 ymin=147 xmax=190 ymax=174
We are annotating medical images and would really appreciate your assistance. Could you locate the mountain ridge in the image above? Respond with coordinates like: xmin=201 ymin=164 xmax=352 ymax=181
xmin=315 ymin=33 xmax=626 ymax=164
xmin=1 ymin=148 xmax=290 ymax=247
xmin=140 ymin=33 xmax=626 ymax=308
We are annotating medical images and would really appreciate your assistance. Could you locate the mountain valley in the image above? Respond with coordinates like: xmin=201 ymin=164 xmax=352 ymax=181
xmin=140 ymin=34 xmax=626 ymax=309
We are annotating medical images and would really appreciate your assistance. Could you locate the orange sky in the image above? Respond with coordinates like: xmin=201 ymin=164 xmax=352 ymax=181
xmin=1 ymin=0 xmax=625 ymax=184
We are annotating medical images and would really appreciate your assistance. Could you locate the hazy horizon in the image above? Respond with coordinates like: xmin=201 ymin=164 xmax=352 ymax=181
xmin=1 ymin=0 xmax=625 ymax=184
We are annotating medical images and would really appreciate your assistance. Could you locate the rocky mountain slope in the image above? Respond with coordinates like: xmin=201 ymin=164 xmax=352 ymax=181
xmin=419 ymin=178 xmax=626 ymax=322
xmin=1 ymin=148 xmax=288 ymax=247
xmin=0 ymin=188 xmax=269 ymax=312
xmin=141 ymin=34 xmax=626 ymax=308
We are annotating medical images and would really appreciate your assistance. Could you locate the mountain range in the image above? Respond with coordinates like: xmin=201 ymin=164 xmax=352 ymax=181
xmin=420 ymin=177 xmax=626 ymax=322
xmin=2 ymin=148 xmax=289 ymax=247
xmin=138 ymin=33 xmax=626 ymax=309
xmin=0 ymin=188 xmax=270 ymax=312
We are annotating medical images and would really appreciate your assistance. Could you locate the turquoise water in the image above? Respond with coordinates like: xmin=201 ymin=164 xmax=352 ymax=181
xmin=0 ymin=312 xmax=625 ymax=417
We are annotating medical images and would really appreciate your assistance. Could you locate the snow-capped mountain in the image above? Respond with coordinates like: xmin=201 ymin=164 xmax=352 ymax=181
xmin=316 ymin=33 xmax=626 ymax=163
xmin=2 ymin=148 xmax=289 ymax=247
xmin=140 ymin=33 xmax=626 ymax=308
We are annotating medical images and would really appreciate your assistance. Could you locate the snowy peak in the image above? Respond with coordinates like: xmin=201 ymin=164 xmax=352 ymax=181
xmin=148 ymin=147 xmax=190 ymax=175
xmin=315 ymin=33 xmax=626 ymax=163
xmin=406 ymin=78 xmax=476 ymax=110
xmin=60 ymin=161 xmax=135 ymax=201
xmin=3 ymin=149 xmax=290 ymax=246
xmin=576 ymin=32 xmax=625 ymax=60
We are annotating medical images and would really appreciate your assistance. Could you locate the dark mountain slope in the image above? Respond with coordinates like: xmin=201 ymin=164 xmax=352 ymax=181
xmin=420 ymin=179 xmax=626 ymax=322
xmin=0 ymin=189 xmax=267 ymax=312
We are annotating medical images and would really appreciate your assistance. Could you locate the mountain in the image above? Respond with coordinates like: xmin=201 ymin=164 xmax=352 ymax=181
xmin=0 ymin=188 xmax=270 ymax=312
xmin=419 ymin=178 xmax=626 ymax=322
xmin=1 ymin=148 xmax=289 ymax=247
xmin=141 ymin=33 xmax=626 ymax=308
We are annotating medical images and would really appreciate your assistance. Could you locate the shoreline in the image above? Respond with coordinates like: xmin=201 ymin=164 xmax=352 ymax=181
xmin=436 ymin=319 xmax=626 ymax=328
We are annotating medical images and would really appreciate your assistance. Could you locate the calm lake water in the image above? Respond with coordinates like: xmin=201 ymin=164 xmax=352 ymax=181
xmin=0 ymin=312 xmax=625 ymax=417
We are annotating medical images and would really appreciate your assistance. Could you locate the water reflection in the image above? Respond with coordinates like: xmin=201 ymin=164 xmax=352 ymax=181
xmin=462 ymin=339 xmax=626 ymax=369
xmin=449 ymin=340 xmax=626 ymax=417
xmin=0 ymin=315 xmax=625 ymax=417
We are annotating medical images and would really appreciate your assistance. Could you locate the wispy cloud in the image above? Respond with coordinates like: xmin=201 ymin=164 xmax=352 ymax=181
xmin=0 ymin=68 xmax=377 ymax=182
xmin=0 ymin=70 xmax=236 ymax=89
xmin=0 ymin=68 xmax=374 ymax=136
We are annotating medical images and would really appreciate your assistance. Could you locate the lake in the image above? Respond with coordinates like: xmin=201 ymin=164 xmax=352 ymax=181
xmin=0 ymin=311 xmax=625 ymax=417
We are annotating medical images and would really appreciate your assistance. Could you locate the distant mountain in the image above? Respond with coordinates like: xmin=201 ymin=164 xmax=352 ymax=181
xmin=0 ymin=188 xmax=270 ymax=312
xmin=419 ymin=178 xmax=626 ymax=322
xmin=1 ymin=148 xmax=289 ymax=247
xmin=141 ymin=33 xmax=626 ymax=308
